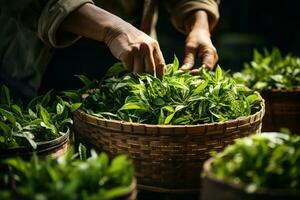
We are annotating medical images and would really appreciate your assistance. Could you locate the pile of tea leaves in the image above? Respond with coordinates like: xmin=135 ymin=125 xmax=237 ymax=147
xmin=233 ymin=48 xmax=300 ymax=91
xmin=0 ymin=85 xmax=75 ymax=149
xmin=210 ymin=132 xmax=300 ymax=192
xmin=64 ymin=57 xmax=262 ymax=125
xmin=0 ymin=145 xmax=134 ymax=200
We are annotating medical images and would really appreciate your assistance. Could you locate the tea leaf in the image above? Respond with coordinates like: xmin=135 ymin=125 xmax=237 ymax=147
xmin=193 ymin=80 xmax=208 ymax=95
xmin=120 ymin=102 xmax=148 ymax=111
xmin=172 ymin=55 xmax=179 ymax=74
xmin=0 ymin=121 xmax=11 ymax=136
xmin=105 ymin=62 xmax=126 ymax=77
xmin=79 ymin=143 xmax=87 ymax=161
xmin=0 ymin=108 xmax=16 ymax=124
xmin=70 ymin=103 xmax=82 ymax=112
xmin=0 ymin=85 xmax=10 ymax=106
xmin=164 ymin=112 xmax=175 ymax=124
xmin=75 ymin=74 xmax=92 ymax=87
xmin=215 ymin=65 xmax=223 ymax=82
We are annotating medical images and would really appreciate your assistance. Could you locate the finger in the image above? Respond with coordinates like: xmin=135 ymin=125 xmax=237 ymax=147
xmin=140 ymin=43 xmax=155 ymax=74
xmin=119 ymin=52 xmax=133 ymax=72
xmin=153 ymin=46 xmax=165 ymax=79
xmin=133 ymin=53 xmax=144 ymax=75
xmin=200 ymin=47 xmax=218 ymax=70
xmin=181 ymin=44 xmax=197 ymax=70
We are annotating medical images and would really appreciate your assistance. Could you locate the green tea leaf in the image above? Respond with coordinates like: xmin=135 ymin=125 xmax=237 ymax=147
xmin=39 ymin=105 xmax=50 ymax=124
xmin=56 ymin=103 xmax=64 ymax=115
xmin=11 ymin=104 xmax=23 ymax=117
xmin=120 ymin=103 xmax=148 ymax=111
xmin=215 ymin=65 xmax=223 ymax=82
xmin=0 ymin=108 xmax=16 ymax=124
xmin=164 ymin=112 xmax=175 ymax=124
xmin=60 ymin=90 xmax=80 ymax=101
xmin=0 ymin=85 xmax=10 ymax=106
xmin=79 ymin=143 xmax=87 ymax=161
xmin=172 ymin=55 xmax=179 ymax=74
xmin=70 ymin=103 xmax=82 ymax=112
xmin=75 ymin=74 xmax=92 ymax=87
xmin=193 ymin=80 xmax=209 ymax=95
xmin=246 ymin=94 xmax=262 ymax=105
xmin=105 ymin=62 xmax=126 ymax=77
xmin=0 ymin=121 xmax=11 ymax=136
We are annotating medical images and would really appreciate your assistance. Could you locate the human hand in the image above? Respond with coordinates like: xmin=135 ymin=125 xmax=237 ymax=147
xmin=104 ymin=21 xmax=165 ymax=77
xmin=60 ymin=4 xmax=165 ymax=77
xmin=181 ymin=10 xmax=218 ymax=71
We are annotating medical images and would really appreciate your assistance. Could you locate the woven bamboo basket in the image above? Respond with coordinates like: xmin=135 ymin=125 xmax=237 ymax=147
xmin=74 ymin=101 xmax=265 ymax=193
xmin=201 ymin=159 xmax=300 ymax=200
xmin=261 ymin=88 xmax=300 ymax=133
xmin=0 ymin=129 xmax=70 ymax=159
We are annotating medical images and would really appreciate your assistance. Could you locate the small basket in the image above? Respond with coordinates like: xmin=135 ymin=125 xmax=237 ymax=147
xmin=201 ymin=158 xmax=300 ymax=200
xmin=0 ymin=129 xmax=71 ymax=159
xmin=262 ymin=88 xmax=300 ymax=133
xmin=74 ymin=101 xmax=265 ymax=193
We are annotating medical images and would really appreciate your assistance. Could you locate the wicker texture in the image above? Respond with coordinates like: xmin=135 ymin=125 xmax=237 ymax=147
xmin=0 ymin=130 xmax=70 ymax=159
xmin=74 ymin=102 xmax=265 ymax=192
xmin=262 ymin=89 xmax=300 ymax=133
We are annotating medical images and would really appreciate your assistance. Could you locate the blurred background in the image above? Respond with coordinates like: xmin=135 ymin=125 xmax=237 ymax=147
xmin=40 ymin=0 xmax=300 ymax=93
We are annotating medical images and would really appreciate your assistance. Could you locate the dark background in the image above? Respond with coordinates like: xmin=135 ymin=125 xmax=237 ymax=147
xmin=40 ymin=0 xmax=300 ymax=93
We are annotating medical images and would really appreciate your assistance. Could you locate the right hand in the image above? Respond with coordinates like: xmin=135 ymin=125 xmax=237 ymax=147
xmin=104 ymin=22 xmax=165 ymax=77
xmin=60 ymin=3 xmax=165 ymax=77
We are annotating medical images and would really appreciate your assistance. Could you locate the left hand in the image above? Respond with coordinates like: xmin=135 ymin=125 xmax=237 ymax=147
xmin=181 ymin=10 xmax=218 ymax=71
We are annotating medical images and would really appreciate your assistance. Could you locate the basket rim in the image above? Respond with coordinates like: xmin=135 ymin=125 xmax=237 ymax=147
xmin=75 ymin=99 xmax=265 ymax=129
xmin=203 ymin=158 xmax=300 ymax=196
xmin=107 ymin=178 xmax=137 ymax=199
xmin=261 ymin=87 xmax=300 ymax=93
xmin=0 ymin=128 xmax=70 ymax=153
xmin=137 ymin=183 xmax=199 ymax=194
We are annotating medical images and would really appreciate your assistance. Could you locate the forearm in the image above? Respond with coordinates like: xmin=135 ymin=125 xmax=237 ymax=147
xmin=60 ymin=3 xmax=125 ymax=43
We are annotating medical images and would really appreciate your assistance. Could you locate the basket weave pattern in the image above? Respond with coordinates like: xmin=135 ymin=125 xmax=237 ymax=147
xmin=262 ymin=89 xmax=300 ymax=133
xmin=0 ymin=130 xmax=70 ymax=159
xmin=74 ymin=102 xmax=265 ymax=192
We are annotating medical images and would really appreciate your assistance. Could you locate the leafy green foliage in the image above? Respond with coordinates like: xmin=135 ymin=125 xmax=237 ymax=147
xmin=69 ymin=57 xmax=262 ymax=125
xmin=0 ymin=149 xmax=134 ymax=200
xmin=233 ymin=48 xmax=300 ymax=90
xmin=210 ymin=133 xmax=300 ymax=192
xmin=0 ymin=85 xmax=73 ymax=149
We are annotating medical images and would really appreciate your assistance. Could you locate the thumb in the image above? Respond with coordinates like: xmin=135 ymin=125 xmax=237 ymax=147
xmin=181 ymin=45 xmax=197 ymax=70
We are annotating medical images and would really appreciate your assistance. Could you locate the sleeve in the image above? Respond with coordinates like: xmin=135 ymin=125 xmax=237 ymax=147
xmin=163 ymin=0 xmax=220 ymax=34
xmin=0 ymin=0 xmax=94 ymax=48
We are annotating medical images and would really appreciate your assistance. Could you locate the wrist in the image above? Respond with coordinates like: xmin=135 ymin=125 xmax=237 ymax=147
xmin=185 ymin=10 xmax=210 ymax=34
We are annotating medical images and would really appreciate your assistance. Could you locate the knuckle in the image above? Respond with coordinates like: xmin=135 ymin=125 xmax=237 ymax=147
xmin=130 ymin=46 xmax=139 ymax=54
xmin=150 ymin=40 xmax=159 ymax=48
xmin=186 ymin=42 xmax=197 ymax=49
